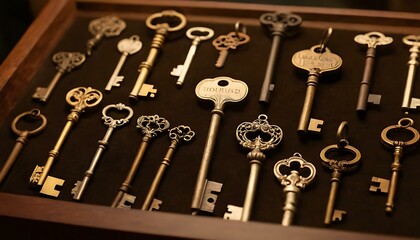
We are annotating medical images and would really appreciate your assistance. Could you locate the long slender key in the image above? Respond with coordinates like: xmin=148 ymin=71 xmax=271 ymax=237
xmin=111 ymin=115 xmax=170 ymax=208
xmin=29 ymin=87 xmax=102 ymax=197
xmin=320 ymin=121 xmax=361 ymax=225
xmin=141 ymin=125 xmax=195 ymax=211
xmin=259 ymin=12 xmax=302 ymax=103
xmin=191 ymin=76 xmax=248 ymax=215
xmin=171 ymin=27 xmax=214 ymax=87
xmin=274 ymin=153 xmax=316 ymax=226
xmin=86 ymin=15 xmax=126 ymax=56
xmin=226 ymin=114 xmax=283 ymax=222
xmin=0 ymin=109 xmax=47 ymax=184
xmin=401 ymin=35 xmax=420 ymax=111
xmin=292 ymin=28 xmax=342 ymax=135
xmin=105 ymin=35 xmax=142 ymax=92
xmin=370 ymin=118 xmax=419 ymax=213
xmin=32 ymin=52 xmax=85 ymax=102
xmin=129 ymin=10 xmax=187 ymax=101
xmin=354 ymin=32 xmax=393 ymax=114
xmin=72 ymin=103 xmax=133 ymax=200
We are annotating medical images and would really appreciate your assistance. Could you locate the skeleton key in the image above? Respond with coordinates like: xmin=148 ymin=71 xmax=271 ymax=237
xmin=72 ymin=103 xmax=133 ymax=200
xmin=213 ymin=22 xmax=250 ymax=68
xmin=401 ymin=35 xmax=420 ymax=111
xmin=0 ymin=109 xmax=47 ymax=184
xmin=29 ymin=87 xmax=102 ymax=197
xmin=87 ymin=15 xmax=126 ymax=56
xmin=274 ymin=153 xmax=316 ymax=226
xmin=129 ymin=10 xmax=187 ymax=101
xmin=370 ymin=118 xmax=419 ymax=213
xmin=105 ymin=35 xmax=142 ymax=92
xmin=259 ymin=12 xmax=302 ymax=103
xmin=141 ymin=125 xmax=195 ymax=210
xmin=171 ymin=27 xmax=214 ymax=87
xmin=292 ymin=28 xmax=342 ymax=135
xmin=354 ymin=32 xmax=393 ymax=113
xmin=191 ymin=76 xmax=248 ymax=215
xmin=33 ymin=52 xmax=85 ymax=102
xmin=320 ymin=121 xmax=361 ymax=225
xmin=111 ymin=115 xmax=170 ymax=208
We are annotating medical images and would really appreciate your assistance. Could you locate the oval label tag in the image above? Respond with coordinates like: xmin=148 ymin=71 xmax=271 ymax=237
xmin=292 ymin=46 xmax=342 ymax=74
xmin=195 ymin=77 xmax=248 ymax=105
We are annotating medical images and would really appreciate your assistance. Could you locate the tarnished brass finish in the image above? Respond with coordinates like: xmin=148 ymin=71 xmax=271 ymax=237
xmin=87 ymin=15 xmax=126 ymax=56
xmin=401 ymin=35 xmax=420 ymax=111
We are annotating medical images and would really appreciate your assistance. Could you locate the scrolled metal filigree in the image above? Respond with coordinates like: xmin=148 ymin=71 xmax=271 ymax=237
xmin=102 ymin=103 xmax=133 ymax=128
xmin=66 ymin=87 xmax=103 ymax=113
xmin=53 ymin=52 xmax=86 ymax=73
xmin=137 ymin=115 xmax=170 ymax=138
xmin=274 ymin=153 xmax=316 ymax=189
xmin=169 ymin=125 xmax=195 ymax=142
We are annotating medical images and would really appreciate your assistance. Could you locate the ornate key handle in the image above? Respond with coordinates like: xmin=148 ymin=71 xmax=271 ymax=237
xmin=53 ymin=52 xmax=86 ymax=73
xmin=118 ymin=35 xmax=143 ymax=55
xmin=293 ymin=44 xmax=342 ymax=75
xmin=87 ymin=15 xmax=126 ymax=55
xmin=169 ymin=125 xmax=195 ymax=143
xmin=11 ymin=109 xmax=47 ymax=138
xmin=66 ymin=87 xmax=103 ymax=116
xmin=146 ymin=10 xmax=187 ymax=34
xmin=187 ymin=27 xmax=214 ymax=43
xmin=137 ymin=115 xmax=170 ymax=140
xmin=381 ymin=118 xmax=420 ymax=149
xmin=102 ymin=103 xmax=133 ymax=128
xmin=260 ymin=12 xmax=302 ymax=36
xmin=354 ymin=32 xmax=393 ymax=48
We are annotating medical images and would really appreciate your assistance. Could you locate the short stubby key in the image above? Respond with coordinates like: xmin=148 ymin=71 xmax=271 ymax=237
xmin=141 ymin=125 xmax=195 ymax=211
xmin=0 ymin=109 xmax=47 ymax=184
xmin=171 ymin=27 xmax=214 ymax=87
xmin=354 ymin=32 xmax=392 ymax=114
xmin=292 ymin=28 xmax=342 ymax=135
xmin=191 ymin=76 xmax=248 ymax=215
xmin=129 ymin=10 xmax=187 ymax=101
xmin=111 ymin=115 xmax=170 ymax=209
xmin=33 ymin=52 xmax=85 ymax=102
xmin=320 ymin=121 xmax=361 ymax=225
xmin=72 ymin=103 xmax=133 ymax=200
xmin=401 ymin=35 xmax=420 ymax=111
xmin=370 ymin=118 xmax=419 ymax=213
xmin=29 ymin=87 xmax=102 ymax=197
xmin=87 ymin=15 xmax=126 ymax=56
xmin=259 ymin=12 xmax=302 ymax=103
xmin=105 ymin=35 xmax=142 ymax=92
xmin=224 ymin=114 xmax=282 ymax=222
xmin=274 ymin=153 xmax=316 ymax=226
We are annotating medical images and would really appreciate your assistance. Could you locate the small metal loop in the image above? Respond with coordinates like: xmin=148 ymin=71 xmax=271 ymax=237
xmin=336 ymin=121 xmax=349 ymax=148
xmin=381 ymin=118 xmax=420 ymax=148
xmin=11 ymin=109 xmax=47 ymax=137
xmin=145 ymin=10 xmax=187 ymax=32
xmin=398 ymin=117 xmax=414 ymax=128
xmin=234 ymin=21 xmax=246 ymax=40
xmin=319 ymin=27 xmax=333 ymax=53
xmin=102 ymin=103 xmax=134 ymax=128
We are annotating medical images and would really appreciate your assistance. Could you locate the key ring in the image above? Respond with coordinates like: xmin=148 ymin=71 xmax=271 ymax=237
xmin=145 ymin=10 xmax=187 ymax=32
xmin=381 ymin=117 xmax=420 ymax=148
xmin=319 ymin=27 xmax=333 ymax=53
xmin=11 ymin=109 xmax=47 ymax=136
xmin=273 ymin=152 xmax=316 ymax=187
xmin=234 ymin=21 xmax=246 ymax=40
xmin=186 ymin=27 xmax=214 ymax=41
xmin=102 ymin=103 xmax=133 ymax=128
xmin=66 ymin=87 xmax=103 ymax=111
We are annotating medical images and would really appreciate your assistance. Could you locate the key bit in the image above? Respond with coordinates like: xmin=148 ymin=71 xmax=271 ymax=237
xmin=87 ymin=15 xmax=126 ymax=56
xmin=401 ymin=35 xmax=420 ymax=111
xmin=39 ymin=176 xmax=64 ymax=197
xmin=223 ymin=205 xmax=243 ymax=220
xmin=332 ymin=210 xmax=347 ymax=222
xmin=150 ymin=199 xmax=163 ymax=211
xmin=370 ymin=176 xmax=390 ymax=193
xmin=117 ymin=193 xmax=136 ymax=209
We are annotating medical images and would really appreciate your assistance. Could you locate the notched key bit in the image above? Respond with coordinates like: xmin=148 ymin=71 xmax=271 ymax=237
xmin=117 ymin=193 xmax=136 ymax=209
xmin=369 ymin=176 xmax=390 ymax=193
xmin=87 ymin=15 xmax=126 ymax=56
xmin=39 ymin=176 xmax=65 ymax=197
xmin=223 ymin=205 xmax=243 ymax=220
xmin=150 ymin=199 xmax=163 ymax=211
xmin=332 ymin=210 xmax=347 ymax=222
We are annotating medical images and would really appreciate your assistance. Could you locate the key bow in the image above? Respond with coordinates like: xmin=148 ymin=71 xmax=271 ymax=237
xmin=186 ymin=27 xmax=214 ymax=42
xmin=137 ymin=115 xmax=170 ymax=139
xmin=87 ymin=15 xmax=126 ymax=55
xmin=274 ymin=153 xmax=316 ymax=189
xmin=145 ymin=10 xmax=187 ymax=32
xmin=117 ymin=35 xmax=142 ymax=55
xmin=169 ymin=125 xmax=195 ymax=143
xmin=11 ymin=109 xmax=47 ymax=137
xmin=381 ymin=118 xmax=420 ymax=148
xmin=354 ymin=32 xmax=393 ymax=48
xmin=66 ymin=87 xmax=103 ymax=112
xmin=260 ymin=12 xmax=302 ymax=35
xmin=102 ymin=103 xmax=133 ymax=128
xmin=53 ymin=52 xmax=86 ymax=73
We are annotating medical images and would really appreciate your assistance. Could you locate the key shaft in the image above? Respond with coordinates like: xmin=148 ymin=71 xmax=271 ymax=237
xmin=175 ymin=44 xmax=197 ymax=86
xmin=241 ymin=162 xmax=261 ymax=221
xmin=325 ymin=171 xmax=340 ymax=225
xmin=259 ymin=35 xmax=281 ymax=103
xmin=297 ymin=72 xmax=319 ymax=135
xmin=356 ymin=48 xmax=376 ymax=112
xmin=402 ymin=46 xmax=419 ymax=110
xmin=33 ymin=71 xmax=63 ymax=102
xmin=385 ymin=146 xmax=402 ymax=213
xmin=106 ymin=53 xmax=127 ymax=91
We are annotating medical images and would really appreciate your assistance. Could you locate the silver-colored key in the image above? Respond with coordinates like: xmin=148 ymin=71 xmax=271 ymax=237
xmin=32 ymin=52 xmax=85 ymax=102
xmin=191 ymin=76 xmax=248 ymax=215
xmin=292 ymin=28 xmax=342 ymax=135
xmin=105 ymin=35 xmax=142 ymax=91
xmin=72 ymin=103 xmax=133 ymax=200
xmin=87 ymin=15 xmax=126 ymax=56
xmin=171 ymin=27 xmax=214 ymax=87
xmin=274 ymin=153 xmax=316 ymax=226
xmin=401 ymin=35 xmax=420 ymax=111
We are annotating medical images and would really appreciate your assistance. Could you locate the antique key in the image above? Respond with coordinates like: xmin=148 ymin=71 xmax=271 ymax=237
xmin=171 ymin=27 xmax=214 ymax=87
xmin=259 ymin=12 xmax=302 ymax=103
xmin=72 ymin=103 xmax=133 ymax=200
xmin=292 ymin=28 xmax=342 ymax=135
xmin=191 ymin=76 xmax=248 ymax=215
xmin=320 ymin=121 xmax=361 ymax=225
xmin=111 ymin=115 xmax=170 ymax=208
xmin=129 ymin=10 xmax=187 ymax=101
xmin=0 ymin=109 xmax=47 ymax=184
xmin=224 ymin=114 xmax=283 ymax=222
xmin=274 ymin=153 xmax=316 ymax=226
xmin=105 ymin=35 xmax=142 ymax=91
xmin=29 ymin=87 xmax=102 ymax=197
xmin=86 ymin=15 xmax=126 ymax=56
xmin=33 ymin=52 xmax=85 ymax=102
xmin=370 ymin=118 xmax=419 ymax=213
xmin=212 ymin=22 xmax=250 ymax=68
xmin=355 ymin=32 xmax=393 ymax=113
xmin=401 ymin=35 xmax=420 ymax=111
xmin=141 ymin=125 xmax=195 ymax=211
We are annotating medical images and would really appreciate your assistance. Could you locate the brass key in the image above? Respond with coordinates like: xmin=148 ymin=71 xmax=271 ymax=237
xmin=32 ymin=52 xmax=85 ymax=102
xmin=129 ymin=10 xmax=187 ymax=101
xmin=72 ymin=103 xmax=133 ymax=200
xmin=401 ymin=35 xmax=420 ymax=111
xmin=0 ymin=109 xmax=47 ymax=184
xmin=320 ymin=121 xmax=361 ymax=225
xmin=191 ymin=76 xmax=248 ymax=215
xmin=87 ymin=15 xmax=126 ymax=56
xmin=29 ymin=87 xmax=102 ymax=197
xmin=141 ymin=125 xmax=195 ymax=211
xmin=111 ymin=115 xmax=170 ymax=208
